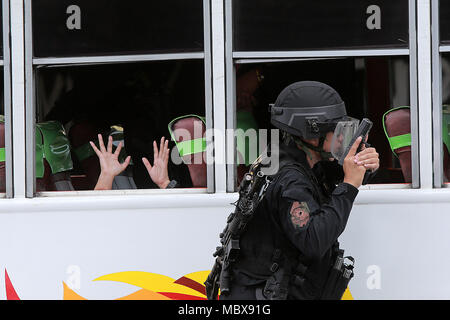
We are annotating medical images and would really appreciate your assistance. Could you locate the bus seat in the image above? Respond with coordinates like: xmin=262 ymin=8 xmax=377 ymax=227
xmin=383 ymin=107 xmax=412 ymax=183
xmin=0 ymin=117 xmax=5 ymax=193
xmin=36 ymin=121 xmax=75 ymax=191
xmin=168 ymin=115 xmax=207 ymax=188
xmin=383 ymin=107 xmax=450 ymax=183
xmin=69 ymin=121 xmax=102 ymax=190
xmin=444 ymin=145 xmax=450 ymax=182
xmin=108 ymin=126 xmax=137 ymax=190
xmin=70 ymin=121 xmax=136 ymax=190
xmin=236 ymin=109 xmax=260 ymax=185
xmin=442 ymin=105 xmax=450 ymax=181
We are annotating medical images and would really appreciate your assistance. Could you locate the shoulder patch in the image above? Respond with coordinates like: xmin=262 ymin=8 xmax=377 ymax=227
xmin=289 ymin=201 xmax=310 ymax=229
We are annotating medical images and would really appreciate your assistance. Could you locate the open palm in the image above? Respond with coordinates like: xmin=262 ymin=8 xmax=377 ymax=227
xmin=91 ymin=134 xmax=131 ymax=178
xmin=142 ymin=137 xmax=170 ymax=189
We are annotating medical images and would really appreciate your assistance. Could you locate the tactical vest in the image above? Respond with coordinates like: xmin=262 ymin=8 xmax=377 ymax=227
xmin=208 ymin=157 xmax=354 ymax=300
xmin=239 ymin=160 xmax=325 ymax=300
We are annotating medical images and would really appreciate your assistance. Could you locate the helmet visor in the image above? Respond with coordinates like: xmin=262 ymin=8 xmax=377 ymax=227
xmin=330 ymin=117 xmax=360 ymax=162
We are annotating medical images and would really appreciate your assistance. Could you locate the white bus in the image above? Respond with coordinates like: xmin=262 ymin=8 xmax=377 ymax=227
xmin=0 ymin=0 xmax=448 ymax=300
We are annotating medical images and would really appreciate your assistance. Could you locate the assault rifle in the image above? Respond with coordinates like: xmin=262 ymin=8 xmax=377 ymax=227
xmin=205 ymin=157 xmax=271 ymax=300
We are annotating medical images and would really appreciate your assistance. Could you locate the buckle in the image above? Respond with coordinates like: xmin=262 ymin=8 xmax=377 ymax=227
xmin=270 ymin=262 xmax=279 ymax=273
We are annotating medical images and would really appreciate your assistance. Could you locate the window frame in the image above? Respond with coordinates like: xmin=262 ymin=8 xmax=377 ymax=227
xmin=225 ymin=0 xmax=420 ymax=191
xmin=1 ymin=0 xmax=11 ymax=198
xmin=432 ymin=0 xmax=450 ymax=188
xmin=23 ymin=0 xmax=214 ymax=198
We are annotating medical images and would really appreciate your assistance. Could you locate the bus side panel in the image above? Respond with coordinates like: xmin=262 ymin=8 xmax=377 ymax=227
xmin=0 ymin=201 xmax=448 ymax=299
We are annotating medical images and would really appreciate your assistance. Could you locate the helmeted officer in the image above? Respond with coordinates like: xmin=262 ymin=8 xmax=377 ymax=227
xmin=219 ymin=81 xmax=379 ymax=300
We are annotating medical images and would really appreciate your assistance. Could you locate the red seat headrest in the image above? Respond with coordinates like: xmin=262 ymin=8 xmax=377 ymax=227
xmin=384 ymin=108 xmax=412 ymax=182
xmin=171 ymin=117 xmax=207 ymax=188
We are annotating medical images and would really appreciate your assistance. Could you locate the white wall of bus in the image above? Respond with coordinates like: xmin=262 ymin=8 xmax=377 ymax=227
xmin=0 ymin=196 xmax=449 ymax=299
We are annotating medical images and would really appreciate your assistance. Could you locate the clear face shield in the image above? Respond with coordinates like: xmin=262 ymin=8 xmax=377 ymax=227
xmin=330 ymin=117 xmax=360 ymax=162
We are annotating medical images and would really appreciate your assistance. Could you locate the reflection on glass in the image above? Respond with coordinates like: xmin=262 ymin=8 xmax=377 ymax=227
xmin=233 ymin=0 xmax=409 ymax=51
xmin=32 ymin=0 xmax=203 ymax=57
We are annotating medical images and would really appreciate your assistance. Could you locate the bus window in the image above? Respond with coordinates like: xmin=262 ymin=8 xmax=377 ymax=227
xmin=0 ymin=2 xmax=8 ymax=196
xmin=441 ymin=55 xmax=450 ymax=184
xmin=0 ymin=68 xmax=5 ymax=194
xmin=231 ymin=57 xmax=412 ymax=189
xmin=233 ymin=0 xmax=409 ymax=52
xmin=36 ymin=60 xmax=206 ymax=191
xmin=438 ymin=3 xmax=450 ymax=187
xmin=32 ymin=0 xmax=203 ymax=58
xmin=29 ymin=0 xmax=210 ymax=195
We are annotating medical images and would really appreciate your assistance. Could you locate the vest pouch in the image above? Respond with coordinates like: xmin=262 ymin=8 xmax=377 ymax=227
xmin=255 ymin=270 xmax=289 ymax=300
xmin=320 ymin=248 xmax=355 ymax=300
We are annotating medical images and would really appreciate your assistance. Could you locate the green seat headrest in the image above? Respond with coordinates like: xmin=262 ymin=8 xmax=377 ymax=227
xmin=36 ymin=121 xmax=73 ymax=178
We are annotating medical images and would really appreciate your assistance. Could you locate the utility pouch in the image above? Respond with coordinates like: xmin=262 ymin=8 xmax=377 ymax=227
xmin=320 ymin=244 xmax=355 ymax=300
xmin=256 ymin=267 xmax=289 ymax=300
xmin=255 ymin=249 xmax=293 ymax=301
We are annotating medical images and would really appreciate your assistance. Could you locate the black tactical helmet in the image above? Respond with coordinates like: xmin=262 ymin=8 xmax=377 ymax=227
xmin=270 ymin=81 xmax=348 ymax=139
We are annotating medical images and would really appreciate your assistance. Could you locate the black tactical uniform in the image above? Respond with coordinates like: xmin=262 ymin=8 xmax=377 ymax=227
xmin=216 ymin=81 xmax=373 ymax=300
xmin=220 ymin=140 xmax=359 ymax=300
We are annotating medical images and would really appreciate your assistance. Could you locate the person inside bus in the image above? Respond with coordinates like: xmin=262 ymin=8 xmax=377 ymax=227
xmin=235 ymin=64 xmax=265 ymax=184
xmin=91 ymin=112 xmax=209 ymax=190
xmin=43 ymin=61 xmax=203 ymax=190
xmin=91 ymin=134 xmax=173 ymax=190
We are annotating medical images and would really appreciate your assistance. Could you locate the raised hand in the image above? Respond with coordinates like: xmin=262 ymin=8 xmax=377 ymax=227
xmin=142 ymin=137 xmax=170 ymax=189
xmin=91 ymin=134 xmax=131 ymax=190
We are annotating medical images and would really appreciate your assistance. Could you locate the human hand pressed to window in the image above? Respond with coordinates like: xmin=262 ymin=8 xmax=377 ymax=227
xmin=91 ymin=134 xmax=131 ymax=190
xmin=142 ymin=137 xmax=170 ymax=189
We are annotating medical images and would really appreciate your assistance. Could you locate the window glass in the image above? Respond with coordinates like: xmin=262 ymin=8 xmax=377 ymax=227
xmin=32 ymin=0 xmax=204 ymax=57
xmin=0 ymin=1 xmax=3 ymax=58
xmin=35 ymin=60 xmax=207 ymax=191
xmin=232 ymin=57 xmax=411 ymax=189
xmin=441 ymin=54 xmax=450 ymax=184
xmin=233 ymin=0 xmax=409 ymax=52
xmin=0 ymin=68 xmax=5 ymax=193
xmin=440 ymin=1 xmax=450 ymax=44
